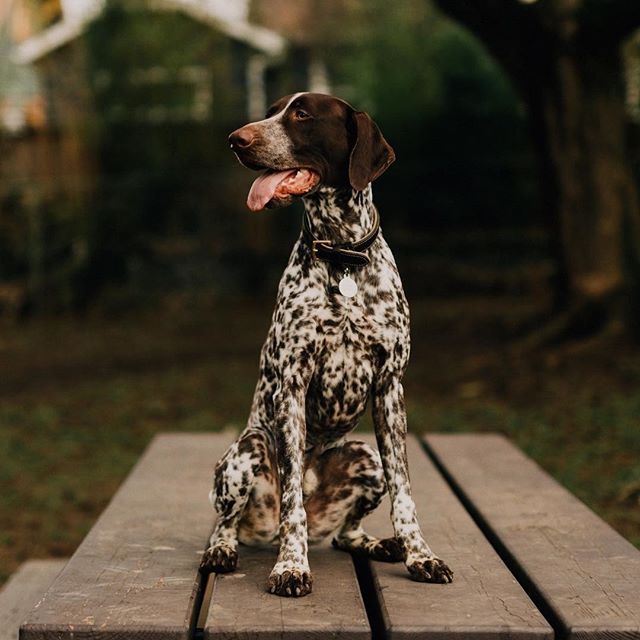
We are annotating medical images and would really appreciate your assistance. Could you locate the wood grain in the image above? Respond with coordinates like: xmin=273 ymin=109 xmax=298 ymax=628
xmin=203 ymin=545 xmax=370 ymax=639
xmin=20 ymin=433 xmax=233 ymax=640
xmin=359 ymin=433 xmax=552 ymax=640
xmin=0 ymin=560 xmax=66 ymax=640
xmin=425 ymin=433 xmax=640 ymax=640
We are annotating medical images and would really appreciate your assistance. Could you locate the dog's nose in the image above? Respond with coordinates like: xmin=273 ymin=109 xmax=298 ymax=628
xmin=229 ymin=127 xmax=255 ymax=150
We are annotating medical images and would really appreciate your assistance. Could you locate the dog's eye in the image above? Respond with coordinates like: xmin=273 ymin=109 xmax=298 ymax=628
xmin=293 ymin=109 xmax=311 ymax=120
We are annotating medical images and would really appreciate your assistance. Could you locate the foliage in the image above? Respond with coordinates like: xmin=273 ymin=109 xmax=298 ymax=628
xmin=73 ymin=3 xmax=249 ymax=302
xmin=326 ymin=0 xmax=539 ymax=229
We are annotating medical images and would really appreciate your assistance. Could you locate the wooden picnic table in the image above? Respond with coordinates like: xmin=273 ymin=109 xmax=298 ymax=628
xmin=3 ymin=431 xmax=639 ymax=639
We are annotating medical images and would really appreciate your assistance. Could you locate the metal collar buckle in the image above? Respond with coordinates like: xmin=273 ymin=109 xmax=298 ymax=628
xmin=312 ymin=239 xmax=332 ymax=260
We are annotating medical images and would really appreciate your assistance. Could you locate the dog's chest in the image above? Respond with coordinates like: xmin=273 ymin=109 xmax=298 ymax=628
xmin=304 ymin=290 xmax=406 ymax=434
xmin=307 ymin=315 xmax=374 ymax=422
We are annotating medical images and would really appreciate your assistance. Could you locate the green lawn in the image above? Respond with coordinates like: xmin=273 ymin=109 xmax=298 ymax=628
xmin=1 ymin=293 xmax=639 ymax=584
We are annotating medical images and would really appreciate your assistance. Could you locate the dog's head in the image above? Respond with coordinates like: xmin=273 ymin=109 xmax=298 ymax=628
xmin=228 ymin=92 xmax=395 ymax=212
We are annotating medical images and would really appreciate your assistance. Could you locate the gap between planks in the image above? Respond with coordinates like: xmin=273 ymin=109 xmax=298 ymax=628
xmin=423 ymin=433 xmax=640 ymax=640
xmin=357 ymin=433 xmax=552 ymax=640
xmin=420 ymin=435 xmax=564 ymax=640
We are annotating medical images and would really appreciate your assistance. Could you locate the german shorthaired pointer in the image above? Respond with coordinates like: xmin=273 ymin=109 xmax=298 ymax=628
xmin=201 ymin=92 xmax=453 ymax=597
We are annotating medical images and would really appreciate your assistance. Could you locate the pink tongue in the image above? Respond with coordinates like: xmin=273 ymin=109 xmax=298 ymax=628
xmin=247 ymin=170 xmax=295 ymax=211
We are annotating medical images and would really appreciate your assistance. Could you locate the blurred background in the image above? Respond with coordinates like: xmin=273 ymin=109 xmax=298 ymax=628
xmin=1 ymin=0 xmax=639 ymax=583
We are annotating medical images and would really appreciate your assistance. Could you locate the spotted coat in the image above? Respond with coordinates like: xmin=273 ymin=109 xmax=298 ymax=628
xmin=200 ymin=93 xmax=453 ymax=597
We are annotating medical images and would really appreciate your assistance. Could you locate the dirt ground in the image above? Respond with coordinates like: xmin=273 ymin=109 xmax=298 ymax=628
xmin=1 ymin=292 xmax=639 ymax=584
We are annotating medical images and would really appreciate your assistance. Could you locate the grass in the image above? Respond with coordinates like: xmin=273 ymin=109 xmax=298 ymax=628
xmin=0 ymin=292 xmax=639 ymax=584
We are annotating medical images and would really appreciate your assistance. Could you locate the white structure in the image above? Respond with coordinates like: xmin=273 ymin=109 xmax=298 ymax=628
xmin=12 ymin=0 xmax=285 ymax=65
xmin=8 ymin=0 xmax=287 ymax=125
xmin=59 ymin=0 xmax=106 ymax=24
xmin=6 ymin=0 xmax=332 ymax=127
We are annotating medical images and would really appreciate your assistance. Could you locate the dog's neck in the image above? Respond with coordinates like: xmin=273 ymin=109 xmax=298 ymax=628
xmin=302 ymin=185 xmax=376 ymax=245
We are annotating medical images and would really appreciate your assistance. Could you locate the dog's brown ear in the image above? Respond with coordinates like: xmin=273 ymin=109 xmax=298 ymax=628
xmin=348 ymin=111 xmax=395 ymax=191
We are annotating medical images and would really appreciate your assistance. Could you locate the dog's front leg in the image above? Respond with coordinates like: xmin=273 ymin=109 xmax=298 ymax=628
xmin=373 ymin=376 xmax=454 ymax=583
xmin=267 ymin=374 xmax=313 ymax=597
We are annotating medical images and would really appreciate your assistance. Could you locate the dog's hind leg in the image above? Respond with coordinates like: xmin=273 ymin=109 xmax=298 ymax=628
xmin=306 ymin=441 xmax=404 ymax=563
xmin=201 ymin=427 xmax=275 ymax=574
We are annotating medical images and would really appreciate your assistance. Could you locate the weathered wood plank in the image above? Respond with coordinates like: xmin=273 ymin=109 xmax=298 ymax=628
xmin=0 ymin=560 xmax=66 ymax=640
xmin=360 ymin=433 xmax=552 ymax=640
xmin=21 ymin=433 xmax=233 ymax=640
xmin=425 ymin=433 xmax=640 ymax=640
xmin=203 ymin=544 xmax=370 ymax=639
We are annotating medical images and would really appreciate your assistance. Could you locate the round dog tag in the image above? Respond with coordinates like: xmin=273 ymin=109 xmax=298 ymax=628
xmin=339 ymin=275 xmax=358 ymax=298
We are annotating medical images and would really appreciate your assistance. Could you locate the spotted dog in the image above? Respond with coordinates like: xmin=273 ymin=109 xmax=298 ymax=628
xmin=201 ymin=92 xmax=453 ymax=597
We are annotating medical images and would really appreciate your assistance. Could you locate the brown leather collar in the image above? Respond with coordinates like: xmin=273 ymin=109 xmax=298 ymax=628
xmin=302 ymin=207 xmax=380 ymax=267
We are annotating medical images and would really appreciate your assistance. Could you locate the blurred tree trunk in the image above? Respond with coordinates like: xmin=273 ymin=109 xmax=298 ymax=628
xmin=433 ymin=0 xmax=640 ymax=341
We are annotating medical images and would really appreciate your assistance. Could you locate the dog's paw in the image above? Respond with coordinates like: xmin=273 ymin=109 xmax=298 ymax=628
xmin=200 ymin=543 xmax=238 ymax=574
xmin=368 ymin=537 xmax=405 ymax=563
xmin=332 ymin=535 xmax=405 ymax=563
xmin=407 ymin=556 xmax=453 ymax=583
xmin=266 ymin=567 xmax=313 ymax=597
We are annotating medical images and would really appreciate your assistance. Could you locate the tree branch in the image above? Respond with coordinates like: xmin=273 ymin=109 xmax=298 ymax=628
xmin=432 ymin=0 xmax=522 ymax=52
xmin=436 ymin=0 xmax=640 ymax=49
xmin=432 ymin=0 xmax=551 ymax=98
xmin=580 ymin=1 xmax=640 ymax=44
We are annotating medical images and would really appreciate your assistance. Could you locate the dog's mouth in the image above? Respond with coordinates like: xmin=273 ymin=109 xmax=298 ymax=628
xmin=247 ymin=168 xmax=320 ymax=212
